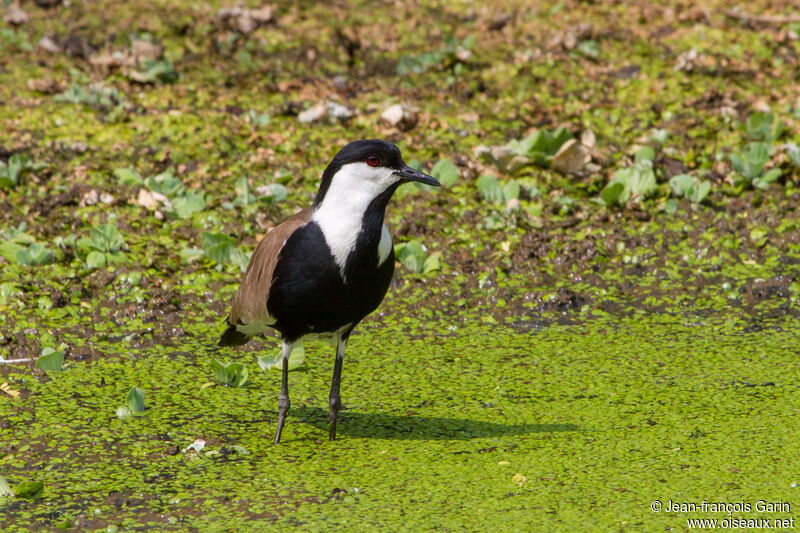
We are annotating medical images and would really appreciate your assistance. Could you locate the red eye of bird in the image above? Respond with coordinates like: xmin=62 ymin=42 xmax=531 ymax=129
xmin=365 ymin=155 xmax=380 ymax=167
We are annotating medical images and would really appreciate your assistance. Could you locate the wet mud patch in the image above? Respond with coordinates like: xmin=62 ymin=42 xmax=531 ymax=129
xmin=738 ymin=276 xmax=792 ymax=306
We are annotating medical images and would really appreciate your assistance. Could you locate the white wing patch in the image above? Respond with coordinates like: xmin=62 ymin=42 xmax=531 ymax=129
xmin=378 ymin=223 xmax=392 ymax=265
xmin=312 ymin=162 xmax=398 ymax=276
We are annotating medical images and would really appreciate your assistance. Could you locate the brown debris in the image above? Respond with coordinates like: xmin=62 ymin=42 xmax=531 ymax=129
xmin=216 ymin=5 xmax=275 ymax=34
xmin=3 ymin=3 xmax=29 ymax=26
xmin=724 ymin=10 xmax=800 ymax=25
xmin=63 ymin=34 xmax=96 ymax=60
xmin=548 ymin=23 xmax=593 ymax=51
xmin=37 ymin=36 xmax=62 ymax=54
xmin=552 ymin=139 xmax=591 ymax=176
xmin=26 ymin=77 xmax=66 ymax=94
xmin=380 ymin=103 xmax=419 ymax=131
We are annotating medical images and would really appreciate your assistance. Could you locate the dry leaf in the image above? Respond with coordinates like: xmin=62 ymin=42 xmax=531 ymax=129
xmin=27 ymin=78 xmax=66 ymax=94
xmin=1 ymin=382 xmax=20 ymax=399
xmin=552 ymin=139 xmax=590 ymax=175
xmin=131 ymin=40 xmax=164 ymax=61
xmin=137 ymin=189 xmax=169 ymax=210
xmin=3 ymin=3 xmax=29 ymax=25
xmin=380 ymin=104 xmax=419 ymax=131
xmin=37 ymin=36 xmax=61 ymax=54
xmin=580 ymin=129 xmax=596 ymax=150
xmin=216 ymin=5 xmax=275 ymax=34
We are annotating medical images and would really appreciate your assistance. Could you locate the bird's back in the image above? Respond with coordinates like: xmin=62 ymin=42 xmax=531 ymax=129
xmin=219 ymin=207 xmax=313 ymax=346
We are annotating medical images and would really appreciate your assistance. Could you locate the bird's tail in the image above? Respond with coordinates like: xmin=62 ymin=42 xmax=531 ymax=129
xmin=218 ymin=324 xmax=251 ymax=347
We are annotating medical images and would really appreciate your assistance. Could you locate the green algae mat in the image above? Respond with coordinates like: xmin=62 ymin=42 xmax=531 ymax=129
xmin=2 ymin=312 xmax=799 ymax=531
xmin=3 ymin=0 xmax=800 ymax=530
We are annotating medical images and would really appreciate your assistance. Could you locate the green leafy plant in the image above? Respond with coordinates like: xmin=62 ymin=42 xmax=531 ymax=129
xmin=650 ymin=129 xmax=669 ymax=145
xmin=229 ymin=178 xmax=287 ymax=210
xmin=745 ymin=111 xmax=784 ymax=143
xmin=0 ymin=476 xmax=12 ymax=498
xmin=397 ymin=34 xmax=474 ymax=76
xmin=14 ymin=481 xmax=44 ymax=499
xmin=0 ymin=282 xmax=21 ymax=305
xmin=0 ymin=154 xmax=40 ymax=189
xmin=476 ymin=175 xmax=520 ymax=206
xmin=116 ymin=168 xmax=206 ymax=219
xmin=210 ymin=359 xmax=249 ymax=387
xmin=233 ymin=176 xmax=257 ymax=207
xmin=601 ymin=148 xmax=658 ymax=207
xmin=245 ymin=109 xmax=271 ymax=127
xmin=145 ymin=169 xmax=187 ymax=198
xmin=56 ymin=84 xmax=126 ymax=108
xmin=117 ymin=387 xmax=146 ymax=418
xmin=15 ymin=243 xmax=54 ymax=266
xmin=395 ymin=241 xmax=441 ymax=274
xmin=0 ymin=223 xmax=55 ymax=266
xmin=600 ymin=182 xmax=625 ymax=208
xmin=669 ymin=174 xmax=711 ymax=203
xmin=36 ymin=348 xmax=65 ymax=372
xmin=576 ymin=40 xmax=600 ymax=59
xmin=729 ymin=142 xmax=781 ymax=189
xmin=431 ymin=159 xmax=458 ymax=188
xmin=506 ymin=127 xmax=573 ymax=168
xmin=256 ymin=183 xmax=288 ymax=203
xmin=785 ymin=144 xmax=800 ymax=168
xmin=55 ymin=82 xmax=130 ymax=122
xmin=75 ymin=223 xmax=126 ymax=269
xmin=127 ymin=387 xmax=146 ymax=412
xmin=131 ymin=58 xmax=178 ymax=84
xmin=257 ymin=346 xmax=305 ymax=372
xmin=0 ymin=28 xmax=32 ymax=52
xmin=198 ymin=232 xmax=250 ymax=270
xmin=172 ymin=193 xmax=206 ymax=219
xmin=114 ymin=167 xmax=144 ymax=186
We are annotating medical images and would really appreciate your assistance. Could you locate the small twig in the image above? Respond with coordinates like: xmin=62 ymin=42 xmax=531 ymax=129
xmin=724 ymin=10 xmax=800 ymax=24
xmin=0 ymin=358 xmax=35 ymax=364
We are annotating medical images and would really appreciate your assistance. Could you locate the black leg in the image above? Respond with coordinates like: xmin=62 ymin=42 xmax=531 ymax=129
xmin=328 ymin=336 xmax=347 ymax=441
xmin=274 ymin=342 xmax=292 ymax=444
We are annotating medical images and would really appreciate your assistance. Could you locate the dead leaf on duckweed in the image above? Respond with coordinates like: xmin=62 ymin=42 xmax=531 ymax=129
xmin=182 ymin=439 xmax=206 ymax=454
xmin=511 ymin=473 xmax=527 ymax=486
xmin=1 ymin=383 xmax=20 ymax=399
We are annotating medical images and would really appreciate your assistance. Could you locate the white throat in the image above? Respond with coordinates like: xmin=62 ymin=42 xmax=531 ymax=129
xmin=312 ymin=162 xmax=398 ymax=276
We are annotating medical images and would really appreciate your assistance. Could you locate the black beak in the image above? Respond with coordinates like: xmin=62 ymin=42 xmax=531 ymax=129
xmin=394 ymin=165 xmax=440 ymax=187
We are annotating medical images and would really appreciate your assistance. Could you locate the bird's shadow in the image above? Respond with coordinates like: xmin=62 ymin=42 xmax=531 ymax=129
xmin=292 ymin=406 xmax=579 ymax=440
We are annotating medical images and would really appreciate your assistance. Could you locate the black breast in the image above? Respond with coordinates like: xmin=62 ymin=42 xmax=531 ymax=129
xmin=267 ymin=220 xmax=395 ymax=342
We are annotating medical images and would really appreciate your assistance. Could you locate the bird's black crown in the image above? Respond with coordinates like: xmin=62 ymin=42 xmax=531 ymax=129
xmin=314 ymin=139 xmax=406 ymax=206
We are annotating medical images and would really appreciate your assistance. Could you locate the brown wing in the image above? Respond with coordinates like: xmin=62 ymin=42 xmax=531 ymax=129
xmin=226 ymin=206 xmax=313 ymax=329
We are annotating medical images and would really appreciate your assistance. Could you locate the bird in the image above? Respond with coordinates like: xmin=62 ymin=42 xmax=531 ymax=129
xmin=219 ymin=139 xmax=440 ymax=443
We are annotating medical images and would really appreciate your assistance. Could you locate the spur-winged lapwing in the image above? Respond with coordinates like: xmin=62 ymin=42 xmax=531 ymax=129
xmin=219 ymin=139 xmax=440 ymax=443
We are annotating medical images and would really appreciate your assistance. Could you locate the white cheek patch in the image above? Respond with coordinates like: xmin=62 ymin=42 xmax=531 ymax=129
xmin=313 ymin=162 xmax=398 ymax=275
xmin=378 ymin=223 xmax=392 ymax=265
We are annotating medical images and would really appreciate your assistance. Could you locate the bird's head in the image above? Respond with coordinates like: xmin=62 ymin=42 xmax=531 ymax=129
xmin=313 ymin=139 xmax=440 ymax=207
